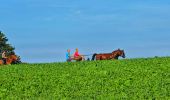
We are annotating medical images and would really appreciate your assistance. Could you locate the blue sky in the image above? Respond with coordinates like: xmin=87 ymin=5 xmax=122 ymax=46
xmin=1 ymin=0 xmax=170 ymax=63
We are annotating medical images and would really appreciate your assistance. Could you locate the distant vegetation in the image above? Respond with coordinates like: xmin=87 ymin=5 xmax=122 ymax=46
xmin=0 ymin=57 xmax=170 ymax=99
xmin=0 ymin=31 xmax=17 ymax=58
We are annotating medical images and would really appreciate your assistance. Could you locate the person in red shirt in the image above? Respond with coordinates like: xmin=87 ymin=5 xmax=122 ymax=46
xmin=74 ymin=48 xmax=84 ymax=61
xmin=74 ymin=48 xmax=80 ymax=58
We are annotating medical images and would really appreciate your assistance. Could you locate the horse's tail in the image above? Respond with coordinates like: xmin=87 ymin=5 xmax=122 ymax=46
xmin=91 ymin=53 xmax=97 ymax=61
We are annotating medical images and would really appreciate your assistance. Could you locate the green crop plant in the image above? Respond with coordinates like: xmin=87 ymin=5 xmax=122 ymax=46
xmin=0 ymin=57 xmax=170 ymax=99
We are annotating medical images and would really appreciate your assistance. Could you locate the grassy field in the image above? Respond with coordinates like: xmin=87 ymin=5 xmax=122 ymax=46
xmin=0 ymin=57 xmax=170 ymax=99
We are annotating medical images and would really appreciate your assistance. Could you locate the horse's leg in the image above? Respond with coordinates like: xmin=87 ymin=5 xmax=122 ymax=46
xmin=0 ymin=60 xmax=3 ymax=65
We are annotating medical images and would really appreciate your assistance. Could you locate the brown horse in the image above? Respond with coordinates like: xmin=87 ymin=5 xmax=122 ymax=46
xmin=91 ymin=49 xmax=125 ymax=60
xmin=0 ymin=55 xmax=18 ymax=65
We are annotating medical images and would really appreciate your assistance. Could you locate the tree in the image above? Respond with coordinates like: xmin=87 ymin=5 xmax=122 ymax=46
xmin=0 ymin=31 xmax=15 ymax=57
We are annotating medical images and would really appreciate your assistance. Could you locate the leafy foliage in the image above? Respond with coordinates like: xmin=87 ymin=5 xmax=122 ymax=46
xmin=0 ymin=31 xmax=15 ymax=57
xmin=0 ymin=57 xmax=170 ymax=99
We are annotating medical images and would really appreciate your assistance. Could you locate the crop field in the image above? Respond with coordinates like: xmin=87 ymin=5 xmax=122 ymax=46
xmin=0 ymin=57 xmax=170 ymax=99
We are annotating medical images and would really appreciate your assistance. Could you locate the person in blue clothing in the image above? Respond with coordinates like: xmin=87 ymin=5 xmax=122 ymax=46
xmin=66 ymin=49 xmax=72 ymax=62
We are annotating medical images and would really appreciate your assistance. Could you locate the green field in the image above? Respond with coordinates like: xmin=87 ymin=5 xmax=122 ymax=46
xmin=0 ymin=57 xmax=170 ymax=99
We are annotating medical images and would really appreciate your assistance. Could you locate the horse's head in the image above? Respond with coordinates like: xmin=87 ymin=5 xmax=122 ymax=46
xmin=112 ymin=49 xmax=125 ymax=58
xmin=9 ymin=55 xmax=18 ymax=61
xmin=120 ymin=50 xmax=126 ymax=58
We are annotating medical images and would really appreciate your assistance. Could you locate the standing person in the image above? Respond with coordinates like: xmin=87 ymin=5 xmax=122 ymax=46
xmin=74 ymin=48 xmax=85 ymax=61
xmin=2 ymin=51 xmax=7 ymax=64
xmin=66 ymin=49 xmax=72 ymax=62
